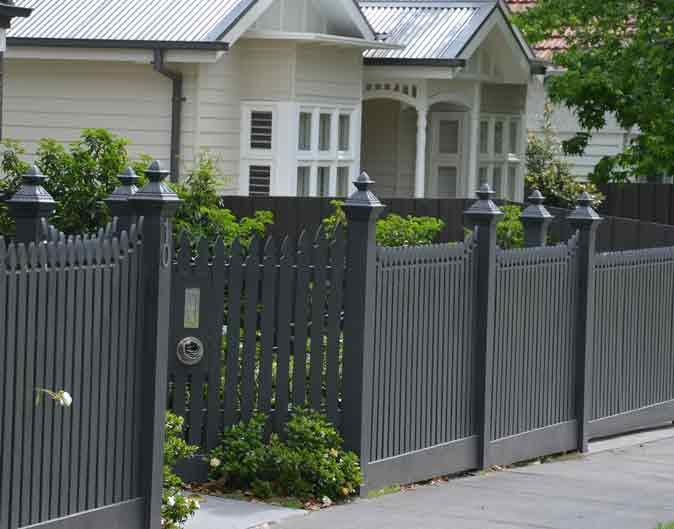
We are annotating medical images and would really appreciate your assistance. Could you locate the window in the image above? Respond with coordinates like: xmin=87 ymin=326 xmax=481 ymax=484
xmin=439 ymin=120 xmax=459 ymax=154
xmin=249 ymin=165 xmax=271 ymax=196
xmin=319 ymin=113 xmax=332 ymax=151
xmin=317 ymin=167 xmax=330 ymax=197
xmin=479 ymin=167 xmax=489 ymax=185
xmin=338 ymin=114 xmax=351 ymax=151
xmin=494 ymin=120 xmax=504 ymax=154
xmin=437 ymin=166 xmax=458 ymax=198
xmin=492 ymin=166 xmax=502 ymax=198
xmin=337 ymin=167 xmax=350 ymax=196
xmin=479 ymin=121 xmax=489 ymax=154
xmin=509 ymin=119 xmax=520 ymax=154
xmin=298 ymin=112 xmax=312 ymax=151
xmin=297 ymin=166 xmax=310 ymax=196
xmin=250 ymin=111 xmax=273 ymax=150
xmin=508 ymin=165 xmax=518 ymax=199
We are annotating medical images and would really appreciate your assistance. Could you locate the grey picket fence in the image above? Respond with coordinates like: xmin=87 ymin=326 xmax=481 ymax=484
xmin=167 ymin=227 xmax=347 ymax=453
xmin=1 ymin=161 xmax=182 ymax=529
xmin=0 ymin=227 xmax=146 ymax=529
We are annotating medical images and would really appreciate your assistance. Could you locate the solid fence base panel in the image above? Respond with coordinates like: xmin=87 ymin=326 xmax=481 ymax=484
xmin=589 ymin=400 xmax=674 ymax=440
xmin=488 ymin=421 xmax=578 ymax=467
xmin=362 ymin=435 xmax=479 ymax=494
xmin=20 ymin=499 xmax=146 ymax=529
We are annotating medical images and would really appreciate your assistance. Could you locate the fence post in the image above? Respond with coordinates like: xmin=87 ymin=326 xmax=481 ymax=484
xmin=129 ymin=160 xmax=182 ymax=529
xmin=341 ymin=171 xmax=385 ymax=493
xmin=6 ymin=164 xmax=55 ymax=243
xmin=520 ymin=189 xmax=552 ymax=247
xmin=105 ymin=166 xmax=139 ymax=233
xmin=464 ymin=183 xmax=503 ymax=469
xmin=568 ymin=192 xmax=602 ymax=453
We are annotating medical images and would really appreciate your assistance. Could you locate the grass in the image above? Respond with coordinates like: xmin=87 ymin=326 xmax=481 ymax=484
xmin=654 ymin=524 xmax=674 ymax=529
xmin=367 ymin=484 xmax=401 ymax=498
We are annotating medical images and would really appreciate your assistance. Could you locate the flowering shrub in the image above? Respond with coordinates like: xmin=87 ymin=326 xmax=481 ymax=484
xmin=208 ymin=408 xmax=362 ymax=503
xmin=163 ymin=412 xmax=200 ymax=529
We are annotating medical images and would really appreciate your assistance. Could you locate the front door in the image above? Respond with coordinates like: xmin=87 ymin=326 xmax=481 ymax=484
xmin=430 ymin=112 xmax=465 ymax=198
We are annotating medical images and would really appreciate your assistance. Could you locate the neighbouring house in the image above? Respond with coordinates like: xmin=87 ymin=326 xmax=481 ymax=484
xmin=505 ymin=0 xmax=635 ymax=180
xmin=3 ymin=0 xmax=544 ymax=201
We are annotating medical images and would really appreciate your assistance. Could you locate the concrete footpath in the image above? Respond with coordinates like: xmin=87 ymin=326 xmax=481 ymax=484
xmin=274 ymin=430 xmax=674 ymax=529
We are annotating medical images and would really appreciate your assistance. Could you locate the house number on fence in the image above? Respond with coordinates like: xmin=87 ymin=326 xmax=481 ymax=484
xmin=184 ymin=288 xmax=200 ymax=328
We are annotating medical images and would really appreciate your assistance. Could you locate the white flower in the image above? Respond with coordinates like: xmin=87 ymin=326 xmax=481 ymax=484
xmin=209 ymin=457 xmax=221 ymax=468
xmin=191 ymin=499 xmax=200 ymax=509
xmin=321 ymin=496 xmax=332 ymax=507
xmin=59 ymin=392 xmax=73 ymax=407
xmin=167 ymin=496 xmax=176 ymax=507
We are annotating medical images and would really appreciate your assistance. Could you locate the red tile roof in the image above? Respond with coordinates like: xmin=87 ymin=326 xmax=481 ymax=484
xmin=505 ymin=0 xmax=566 ymax=61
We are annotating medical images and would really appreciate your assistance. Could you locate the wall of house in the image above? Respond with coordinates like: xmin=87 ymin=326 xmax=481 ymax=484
xmin=295 ymin=44 xmax=363 ymax=105
xmin=4 ymin=59 xmax=198 ymax=175
xmin=527 ymin=78 xmax=627 ymax=179
xmin=361 ymin=99 xmax=401 ymax=197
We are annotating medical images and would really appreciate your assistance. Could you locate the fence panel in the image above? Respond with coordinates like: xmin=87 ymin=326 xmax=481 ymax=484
xmin=0 ymin=227 xmax=146 ymax=529
xmin=590 ymin=246 xmax=674 ymax=437
xmin=168 ymin=227 xmax=348 ymax=455
xmin=490 ymin=239 xmax=579 ymax=464
xmin=365 ymin=237 xmax=478 ymax=490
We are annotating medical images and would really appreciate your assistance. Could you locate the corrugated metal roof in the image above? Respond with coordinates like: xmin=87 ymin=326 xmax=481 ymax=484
xmin=7 ymin=0 xmax=255 ymax=42
xmin=360 ymin=1 xmax=497 ymax=61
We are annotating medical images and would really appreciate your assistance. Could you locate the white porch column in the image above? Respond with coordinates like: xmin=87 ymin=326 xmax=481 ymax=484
xmin=415 ymin=106 xmax=428 ymax=198
xmin=467 ymin=82 xmax=482 ymax=196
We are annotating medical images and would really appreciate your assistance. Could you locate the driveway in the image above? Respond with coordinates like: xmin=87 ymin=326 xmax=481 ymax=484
xmin=275 ymin=430 xmax=674 ymax=529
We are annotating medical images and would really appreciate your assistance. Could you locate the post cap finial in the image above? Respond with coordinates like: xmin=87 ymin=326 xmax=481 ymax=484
xmin=144 ymin=160 xmax=170 ymax=183
xmin=464 ymin=182 xmax=503 ymax=223
xmin=528 ymin=189 xmax=545 ymax=205
xmin=118 ymin=166 xmax=139 ymax=186
xmin=7 ymin=164 xmax=56 ymax=208
xmin=476 ymin=182 xmax=494 ymax=201
xmin=354 ymin=171 xmax=374 ymax=192
xmin=343 ymin=171 xmax=383 ymax=210
xmin=568 ymin=190 xmax=602 ymax=226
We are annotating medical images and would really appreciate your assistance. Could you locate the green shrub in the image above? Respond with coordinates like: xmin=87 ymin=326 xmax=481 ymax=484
xmin=163 ymin=412 xmax=201 ymax=529
xmin=208 ymin=408 xmax=362 ymax=502
xmin=173 ymin=151 xmax=273 ymax=248
xmin=525 ymin=105 xmax=603 ymax=209
xmin=0 ymin=130 xmax=130 ymax=236
xmin=322 ymin=200 xmax=445 ymax=247
xmin=496 ymin=205 xmax=524 ymax=250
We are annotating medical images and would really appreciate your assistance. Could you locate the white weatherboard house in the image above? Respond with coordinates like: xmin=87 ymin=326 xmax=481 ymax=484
xmin=4 ymin=0 xmax=542 ymax=201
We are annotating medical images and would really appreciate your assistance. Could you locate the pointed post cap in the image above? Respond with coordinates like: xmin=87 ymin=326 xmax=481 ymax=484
xmin=129 ymin=160 xmax=181 ymax=210
xmin=464 ymin=183 xmax=503 ymax=224
xmin=567 ymin=191 xmax=602 ymax=227
xmin=520 ymin=189 xmax=553 ymax=220
xmin=342 ymin=171 xmax=385 ymax=222
xmin=344 ymin=171 xmax=383 ymax=208
xmin=7 ymin=164 xmax=56 ymax=207
xmin=106 ymin=167 xmax=140 ymax=204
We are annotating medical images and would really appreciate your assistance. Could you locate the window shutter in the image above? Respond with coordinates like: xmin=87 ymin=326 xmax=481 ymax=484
xmin=250 ymin=111 xmax=273 ymax=150
xmin=249 ymin=165 xmax=271 ymax=196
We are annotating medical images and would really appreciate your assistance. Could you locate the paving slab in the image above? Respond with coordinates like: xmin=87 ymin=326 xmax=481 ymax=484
xmin=274 ymin=434 xmax=674 ymax=529
xmin=185 ymin=495 xmax=304 ymax=529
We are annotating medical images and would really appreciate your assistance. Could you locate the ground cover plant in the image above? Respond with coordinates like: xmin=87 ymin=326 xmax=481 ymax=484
xmin=207 ymin=408 xmax=362 ymax=506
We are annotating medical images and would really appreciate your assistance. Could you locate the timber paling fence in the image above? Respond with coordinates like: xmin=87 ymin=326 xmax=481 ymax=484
xmin=167 ymin=178 xmax=674 ymax=494
xmin=5 ymin=163 xmax=674 ymax=525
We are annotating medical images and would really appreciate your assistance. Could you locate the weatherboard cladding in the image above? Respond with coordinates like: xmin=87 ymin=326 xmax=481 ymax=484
xmin=7 ymin=0 xmax=255 ymax=42
xmin=361 ymin=1 xmax=496 ymax=60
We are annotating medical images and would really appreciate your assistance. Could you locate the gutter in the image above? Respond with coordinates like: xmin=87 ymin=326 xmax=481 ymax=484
xmin=7 ymin=37 xmax=229 ymax=50
xmin=153 ymin=48 xmax=183 ymax=183
xmin=364 ymin=57 xmax=466 ymax=67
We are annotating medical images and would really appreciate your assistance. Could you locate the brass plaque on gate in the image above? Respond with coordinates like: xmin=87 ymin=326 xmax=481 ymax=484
xmin=184 ymin=288 xmax=201 ymax=329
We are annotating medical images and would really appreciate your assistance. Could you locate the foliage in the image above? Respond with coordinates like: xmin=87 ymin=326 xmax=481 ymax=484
xmin=496 ymin=205 xmax=524 ymax=250
xmin=208 ymin=408 xmax=362 ymax=502
xmin=0 ymin=139 xmax=29 ymax=235
xmin=0 ymin=129 xmax=130 ymax=236
xmin=173 ymin=151 xmax=273 ymax=247
xmin=513 ymin=0 xmax=674 ymax=183
xmin=322 ymin=200 xmax=445 ymax=247
xmin=163 ymin=412 xmax=200 ymax=529
xmin=525 ymin=107 xmax=603 ymax=209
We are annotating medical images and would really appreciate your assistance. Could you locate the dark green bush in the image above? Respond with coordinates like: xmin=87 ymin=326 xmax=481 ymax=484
xmin=208 ymin=408 xmax=362 ymax=502
xmin=173 ymin=151 xmax=273 ymax=247
xmin=322 ymin=199 xmax=445 ymax=247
